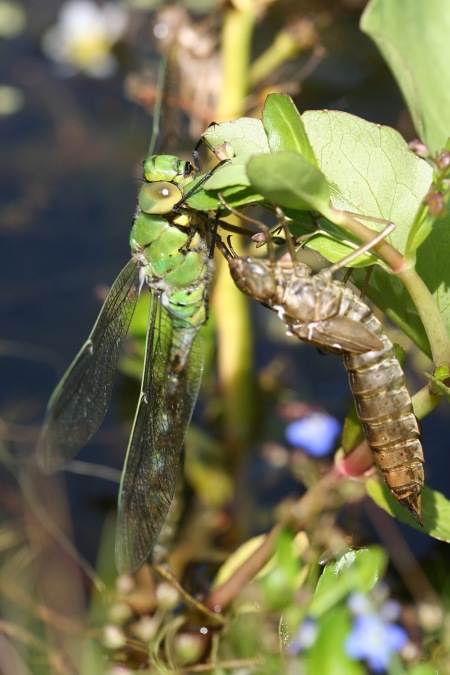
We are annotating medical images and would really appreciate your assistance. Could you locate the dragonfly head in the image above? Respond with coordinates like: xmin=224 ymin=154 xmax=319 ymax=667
xmin=143 ymin=155 xmax=195 ymax=184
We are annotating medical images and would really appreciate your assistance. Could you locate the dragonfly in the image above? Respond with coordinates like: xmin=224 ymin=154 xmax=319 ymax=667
xmin=217 ymin=212 xmax=425 ymax=525
xmin=37 ymin=153 xmax=220 ymax=574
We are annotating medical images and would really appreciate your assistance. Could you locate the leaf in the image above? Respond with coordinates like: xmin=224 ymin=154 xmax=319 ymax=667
xmin=361 ymin=0 xmax=450 ymax=154
xmin=301 ymin=109 xmax=444 ymax=354
xmin=202 ymin=156 xmax=251 ymax=190
xmin=212 ymin=531 xmax=309 ymax=589
xmin=366 ymin=480 xmax=450 ymax=542
xmin=186 ymin=183 xmax=264 ymax=211
xmin=341 ymin=402 xmax=364 ymax=455
xmin=202 ymin=118 xmax=269 ymax=158
xmin=302 ymin=110 xmax=432 ymax=255
xmin=262 ymin=94 xmax=317 ymax=165
xmin=307 ymin=606 xmax=364 ymax=675
xmin=262 ymin=530 xmax=303 ymax=610
xmin=304 ymin=233 xmax=377 ymax=268
xmin=310 ymin=547 xmax=386 ymax=617
xmin=424 ymin=372 xmax=450 ymax=400
xmin=184 ymin=429 xmax=233 ymax=508
xmin=407 ymin=666 xmax=442 ymax=675
xmin=247 ymin=151 xmax=330 ymax=213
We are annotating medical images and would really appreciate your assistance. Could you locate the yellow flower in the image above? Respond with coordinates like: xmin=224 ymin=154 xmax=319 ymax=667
xmin=41 ymin=0 xmax=128 ymax=78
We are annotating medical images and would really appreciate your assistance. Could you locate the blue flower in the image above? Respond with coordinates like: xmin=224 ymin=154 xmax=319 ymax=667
xmin=286 ymin=617 xmax=318 ymax=655
xmin=345 ymin=613 xmax=408 ymax=672
xmin=347 ymin=592 xmax=371 ymax=616
xmin=285 ymin=412 xmax=341 ymax=457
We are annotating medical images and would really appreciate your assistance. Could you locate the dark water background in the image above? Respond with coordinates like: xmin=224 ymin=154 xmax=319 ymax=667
xmin=1 ymin=1 xmax=449 ymax=570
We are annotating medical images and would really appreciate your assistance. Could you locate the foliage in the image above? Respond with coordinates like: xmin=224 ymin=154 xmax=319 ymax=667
xmin=7 ymin=0 xmax=450 ymax=673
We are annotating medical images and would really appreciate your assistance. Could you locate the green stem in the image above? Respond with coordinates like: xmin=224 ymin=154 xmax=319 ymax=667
xmin=411 ymin=383 xmax=442 ymax=419
xmin=398 ymin=266 xmax=450 ymax=367
xmin=213 ymin=1 xmax=257 ymax=497
xmin=249 ymin=30 xmax=301 ymax=88
xmin=216 ymin=1 xmax=255 ymax=121
xmin=327 ymin=206 xmax=405 ymax=272
xmin=327 ymin=205 xmax=450 ymax=369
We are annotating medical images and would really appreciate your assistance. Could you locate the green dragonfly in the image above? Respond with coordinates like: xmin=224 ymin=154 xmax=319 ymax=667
xmin=37 ymin=154 xmax=217 ymax=574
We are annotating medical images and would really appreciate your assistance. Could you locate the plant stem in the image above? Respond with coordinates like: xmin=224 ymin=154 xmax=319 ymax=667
xmin=216 ymin=1 xmax=255 ymax=121
xmin=213 ymin=1 xmax=257 ymax=521
xmin=398 ymin=266 xmax=450 ymax=367
xmin=328 ymin=205 xmax=450 ymax=369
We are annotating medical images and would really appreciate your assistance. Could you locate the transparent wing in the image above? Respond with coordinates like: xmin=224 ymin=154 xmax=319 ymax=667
xmin=37 ymin=259 xmax=143 ymax=473
xmin=116 ymin=293 xmax=203 ymax=574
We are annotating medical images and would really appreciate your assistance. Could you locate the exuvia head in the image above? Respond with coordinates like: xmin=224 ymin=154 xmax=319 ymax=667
xmin=228 ymin=257 xmax=276 ymax=302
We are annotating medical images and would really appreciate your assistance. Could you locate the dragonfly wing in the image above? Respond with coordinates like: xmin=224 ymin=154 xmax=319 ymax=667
xmin=37 ymin=259 xmax=143 ymax=473
xmin=116 ymin=293 xmax=203 ymax=574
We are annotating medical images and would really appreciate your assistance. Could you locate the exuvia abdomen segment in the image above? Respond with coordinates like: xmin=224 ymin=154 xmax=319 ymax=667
xmin=344 ymin=333 xmax=424 ymax=523
xmin=228 ymin=256 xmax=425 ymax=525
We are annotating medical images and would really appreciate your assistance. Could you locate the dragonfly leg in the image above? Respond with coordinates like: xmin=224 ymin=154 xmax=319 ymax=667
xmin=192 ymin=136 xmax=203 ymax=172
xmin=215 ymin=233 xmax=236 ymax=262
xmin=208 ymin=208 xmax=221 ymax=258
xmin=174 ymin=158 xmax=229 ymax=211
xmin=192 ymin=123 xmax=220 ymax=171
xmin=327 ymin=221 xmax=395 ymax=275
xmin=217 ymin=193 xmax=277 ymax=262
xmin=274 ymin=205 xmax=299 ymax=262
xmin=217 ymin=219 xmax=259 ymax=238
xmin=179 ymin=226 xmax=202 ymax=253
xmin=340 ymin=264 xmax=374 ymax=302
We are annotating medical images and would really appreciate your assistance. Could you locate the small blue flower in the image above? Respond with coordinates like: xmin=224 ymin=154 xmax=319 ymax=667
xmin=286 ymin=618 xmax=318 ymax=655
xmin=285 ymin=412 xmax=341 ymax=457
xmin=380 ymin=599 xmax=401 ymax=623
xmin=348 ymin=592 xmax=371 ymax=616
xmin=345 ymin=613 xmax=408 ymax=672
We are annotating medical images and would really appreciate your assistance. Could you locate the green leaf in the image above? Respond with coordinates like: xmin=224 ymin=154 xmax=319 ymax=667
xmin=407 ymin=666 xmax=442 ymax=675
xmin=304 ymin=233 xmax=377 ymax=268
xmin=301 ymin=109 xmax=444 ymax=354
xmin=306 ymin=606 xmax=364 ymax=675
xmin=310 ymin=547 xmax=386 ymax=617
xmin=184 ymin=427 xmax=233 ymax=508
xmin=435 ymin=365 xmax=450 ymax=380
xmin=424 ymin=372 xmax=450 ymax=400
xmin=341 ymin=402 xmax=364 ymax=455
xmin=247 ymin=151 xmax=330 ymax=213
xmin=202 ymin=155 xmax=252 ymax=191
xmin=202 ymin=117 xmax=269 ymax=158
xmin=361 ymin=0 xmax=450 ymax=154
xmin=357 ymin=269 xmax=433 ymax=357
xmin=262 ymin=94 xmax=317 ymax=165
xmin=186 ymin=183 xmax=263 ymax=211
xmin=413 ymin=212 xmax=450 ymax=346
xmin=302 ymin=110 xmax=432 ymax=255
xmin=406 ymin=210 xmax=433 ymax=255
xmin=212 ymin=534 xmax=269 ymax=589
xmin=367 ymin=480 xmax=450 ymax=542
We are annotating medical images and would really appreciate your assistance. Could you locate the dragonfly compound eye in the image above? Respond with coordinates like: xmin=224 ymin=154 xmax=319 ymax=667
xmin=139 ymin=181 xmax=182 ymax=215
